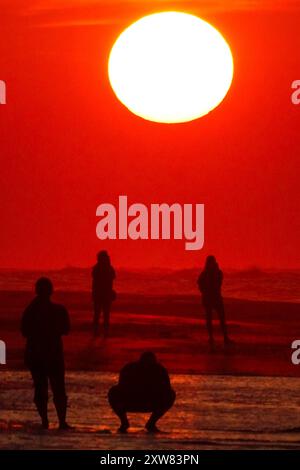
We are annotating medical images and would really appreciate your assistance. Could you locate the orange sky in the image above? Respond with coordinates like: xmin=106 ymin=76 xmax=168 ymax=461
xmin=0 ymin=1 xmax=299 ymax=269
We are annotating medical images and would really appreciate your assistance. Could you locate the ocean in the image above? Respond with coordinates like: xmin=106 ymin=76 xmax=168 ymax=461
xmin=0 ymin=268 xmax=299 ymax=303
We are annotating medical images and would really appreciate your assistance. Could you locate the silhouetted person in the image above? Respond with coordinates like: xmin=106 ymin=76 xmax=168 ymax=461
xmin=197 ymin=256 xmax=232 ymax=348
xmin=21 ymin=277 xmax=71 ymax=430
xmin=92 ymin=250 xmax=116 ymax=336
xmin=108 ymin=352 xmax=176 ymax=433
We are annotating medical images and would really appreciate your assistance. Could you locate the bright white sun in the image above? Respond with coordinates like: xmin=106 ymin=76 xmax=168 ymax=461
xmin=108 ymin=11 xmax=234 ymax=124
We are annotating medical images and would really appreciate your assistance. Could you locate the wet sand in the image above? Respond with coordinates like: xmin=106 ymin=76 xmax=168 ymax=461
xmin=1 ymin=291 xmax=300 ymax=376
xmin=1 ymin=371 xmax=300 ymax=450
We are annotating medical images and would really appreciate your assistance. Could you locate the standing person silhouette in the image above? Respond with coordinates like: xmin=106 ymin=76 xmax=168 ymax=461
xmin=21 ymin=278 xmax=72 ymax=430
xmin=197 ymin=256 xmax=233 ymax=349
xmin=92 ymin=250 xmax=116 ymax=336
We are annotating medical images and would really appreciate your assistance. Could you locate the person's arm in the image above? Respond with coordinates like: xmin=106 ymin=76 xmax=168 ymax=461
xmin=118 ymin=365 xmax=129 ymax=386
xmin=118 ymin=364 xmax=134 ymax=389
xmin=159 ymin=366 xmax=172 ymax=390
xmin=60 ymin=306 xmax=71 ymax=335
xmin=219 ymin=270 xmax=223 ymax=288
xmin=21 ymin=306 xmax=31 ymax=338
xmin=91 ymin=267 xmax=96 ymax=298
xmin=197 ymin=272 xmax=205 ymax=292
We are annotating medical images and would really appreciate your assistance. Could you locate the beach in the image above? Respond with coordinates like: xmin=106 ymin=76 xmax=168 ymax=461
xmin=1 ymin=269 xmax=300 ymax=449
xmin=1 ymin=371 xmax=300 ymax=450
xmin=1 ymin=290 xmax=299 ymax=376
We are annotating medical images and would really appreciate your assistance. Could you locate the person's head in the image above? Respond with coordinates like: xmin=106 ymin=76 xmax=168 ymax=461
xmin=97 ymin=250 xmax=110 ymax=266
xmin=35 ymin=277 xmax=53 ymax=298
xmin=139 ymin=351 xmax=157 ymax=366
xmin=204 ymin=255 xmax=218 ymax=271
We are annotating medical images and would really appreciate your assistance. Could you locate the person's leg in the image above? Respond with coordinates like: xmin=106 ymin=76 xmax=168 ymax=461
xmin=146 ymin=389 xmax=176 ymax=433
xmin=49 ymin=362 xmax=71 ymax=429
xmin=203 ymin=303 xmax=214 ymax=347
xmin=108 ymin=386 xmax=129 ymax=432
xmin=30 ymin=367 xmax=49 ymax=428
xmin=93 ymin=301 xmax=101 ymax=336
xmin=103 ymin=300 xmax=111 ymax=335
xmin=215 ymin=298 xmax=231 ymax=344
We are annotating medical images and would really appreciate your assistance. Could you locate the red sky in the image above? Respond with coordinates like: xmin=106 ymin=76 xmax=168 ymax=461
xmin=0 ymin=1 xmax=300 ymax=270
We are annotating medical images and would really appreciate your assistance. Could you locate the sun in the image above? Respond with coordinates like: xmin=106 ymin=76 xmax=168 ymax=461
xmin=108 ymin=12 xmax=234 ymax=124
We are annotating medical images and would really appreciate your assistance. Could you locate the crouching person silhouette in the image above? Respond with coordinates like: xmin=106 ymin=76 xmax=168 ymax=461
xmin=21 ymin=278 xmax=72 ymax=430
xmin=108 ymin=352 xmax=176 ymax=433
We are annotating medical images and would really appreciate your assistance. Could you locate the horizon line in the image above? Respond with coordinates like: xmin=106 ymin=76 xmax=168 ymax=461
xmin=0 ymin=265 xmax=299 ymax=272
